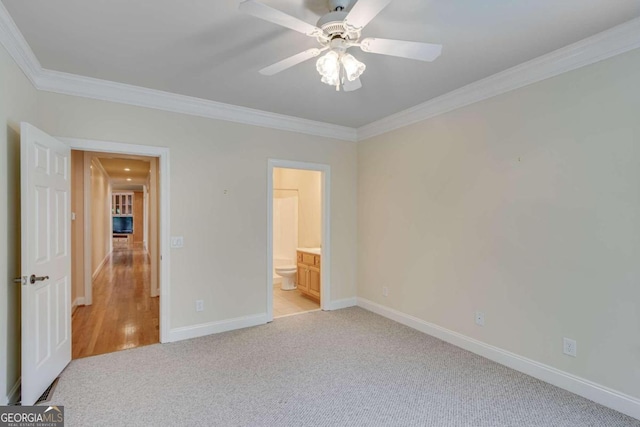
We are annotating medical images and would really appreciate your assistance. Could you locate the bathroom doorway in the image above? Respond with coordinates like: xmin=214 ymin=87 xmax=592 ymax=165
xmin=267 ymin=160 xmax=331 ymax=321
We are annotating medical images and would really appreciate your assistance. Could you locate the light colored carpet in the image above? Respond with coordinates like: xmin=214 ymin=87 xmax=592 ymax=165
xmin=50 ymin=307 xmax=639 ymax=426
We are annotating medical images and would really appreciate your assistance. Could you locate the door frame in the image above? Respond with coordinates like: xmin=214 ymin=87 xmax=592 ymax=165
xmin=59 ymin=137 xmax=171 ymax=343
xmin=267 ymin=159 xmax=331 ymax=321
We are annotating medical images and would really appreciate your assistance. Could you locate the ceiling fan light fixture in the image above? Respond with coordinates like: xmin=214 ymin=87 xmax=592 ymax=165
xmin=316 ymin=49 xmax=366 ymax=90
xmin=316 ymin=50 xmax=341 ymax=87
xmin=240 ymin=0 xmax=444 ymax=92
xmin=340 ymin=53 xmax=366 ymax=81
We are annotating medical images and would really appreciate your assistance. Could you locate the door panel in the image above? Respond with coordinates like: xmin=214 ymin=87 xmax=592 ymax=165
xmin=21 ymin=122 xmax=71 ymax=405
xmin=34 ymin=186 xmax=50 ymax=263
xmin=55 ymin=190 xmax=68 ymax=257
xmin=54 ymin=278 xmax=69 ymax=348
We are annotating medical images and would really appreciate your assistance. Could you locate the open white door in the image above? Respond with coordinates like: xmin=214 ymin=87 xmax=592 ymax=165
xmin=20 ymin=123 xmax=71 ymax=405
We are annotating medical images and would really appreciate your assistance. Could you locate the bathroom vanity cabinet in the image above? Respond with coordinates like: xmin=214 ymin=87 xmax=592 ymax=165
xmin=297 ymin=250 xmax=320 ymax=302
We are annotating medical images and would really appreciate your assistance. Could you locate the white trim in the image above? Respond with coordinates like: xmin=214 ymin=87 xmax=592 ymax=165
xmin=36 ymin=69 xmax=357 ymax=142
xmin=0 ymin=2 xmax=355 ymax=143
xmin=357 ymin=17 xmax=640 ymax=141
xmin=82 ymin=153 xmax=93 ymax=305
xmin=92 ymin=250 xmax=112 ymax=280
xmin=326 ymin=297 xmax=357 ymax=311
xmin=267 ymin=159 xmax=331 ymax=322
xmin=357 ymin=298 xmax=640 ymax=421
xmin=167 ymin=314 xmax=267 ymax=342
xmin=0 ymin=1 xmax=40 ymax=86
xmin=60 ymin=137 xmax=171 ymax=344
xmin=267 ymin=164 xmax=274 ymax=321
xmin=2 ymin=4 xmax=639 ymax=143
xmin=72 ymin=297 xmax=85 ymax=314
xmin=274 ymin=309 xmax=321 ymax=319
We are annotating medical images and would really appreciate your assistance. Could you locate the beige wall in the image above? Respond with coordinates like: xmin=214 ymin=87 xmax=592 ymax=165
xmin=70 ymin=150 xmax=85 ymax=305
xmin=90 ymin=158 xmax=112 ymax=275
xmin=0 ymin=43 xmax=38 ymax=403
xmin=274 ymin=168 xmax=322 ymax=248
xmin=358 ymin=49 xmax=640 ymax=399
xmin=4 ymin=34 xmax=635 ymax=407
xmin=35 ymin=91 xmax=358 ymax=329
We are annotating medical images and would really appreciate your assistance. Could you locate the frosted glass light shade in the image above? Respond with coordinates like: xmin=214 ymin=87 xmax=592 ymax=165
xmin=340 ymin=53 xmax=366 ymax=81
xmin=316 ymin=51 xmax=340 ymax=86
xmin=316 ymin=50 xmax=366 ymax=89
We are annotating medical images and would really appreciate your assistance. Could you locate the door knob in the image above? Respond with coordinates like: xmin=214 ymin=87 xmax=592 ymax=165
xmin=29 ymin=274 xmax=49 ymax=284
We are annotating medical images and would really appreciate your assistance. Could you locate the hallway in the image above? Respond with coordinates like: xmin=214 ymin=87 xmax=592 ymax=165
xmin=71 ymin=246 xmax=159 ymax=359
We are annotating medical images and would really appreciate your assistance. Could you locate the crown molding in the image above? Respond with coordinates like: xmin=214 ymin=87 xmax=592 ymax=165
xmin=0 ymin=2 xmax=357 ymax=142
xmin=0 ymin=0 xmax=40 ymax=84
xmin=35 ymin=69 xmax=358 ymax=141
xmin=2 ymin=1 xmax=639 ymax=143
xmin=357 ymin=17 xmax=640 ymax=141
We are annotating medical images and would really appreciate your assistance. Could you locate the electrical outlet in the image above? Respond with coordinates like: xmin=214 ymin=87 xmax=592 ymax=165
xmin=475 ymin=311 xmax=485 ymax=326
xmin=382 ymin=287 xmax=389 ymax=297
xmin=563 ymin=337 xmax=577 ymax=357
xmin=196 ymin=300 xmax=204 ymax=312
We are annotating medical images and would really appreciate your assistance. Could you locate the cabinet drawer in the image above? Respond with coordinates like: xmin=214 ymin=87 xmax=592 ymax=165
xmin=301 ymin=253 xmax=315 ymax=265
xmin=297 ymin=252 xmax=303 ymax=262
xmin=314 ymin=255 xmax=320 ymax=266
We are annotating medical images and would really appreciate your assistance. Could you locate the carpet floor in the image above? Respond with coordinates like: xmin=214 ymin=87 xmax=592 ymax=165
xmin=49 ymin=307 xmax=639 ymax=426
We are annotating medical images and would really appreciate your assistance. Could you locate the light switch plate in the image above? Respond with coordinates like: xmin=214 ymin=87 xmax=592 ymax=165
xmin=171 ymin=236 xmax=184 ymax=248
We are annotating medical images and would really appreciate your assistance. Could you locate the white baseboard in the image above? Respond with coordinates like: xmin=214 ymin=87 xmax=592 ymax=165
xmin=167 ymin=313 xmax=267 ymax=343
xmin=357 ymin=297 xmax=640 ymax=421
xmin=326 ymin=297 xmax=357 ymax=311
xmin=71 ymin=297 xmax=85 ymax=313
xmin=92 ymin=250 xmax=112 ymax=280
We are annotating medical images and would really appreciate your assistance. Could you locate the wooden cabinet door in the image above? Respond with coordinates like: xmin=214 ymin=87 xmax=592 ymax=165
xmin=308 ymin=266 xmax=320 ymax=299
xmin=297 ymin=263 xmax=308 ymax=292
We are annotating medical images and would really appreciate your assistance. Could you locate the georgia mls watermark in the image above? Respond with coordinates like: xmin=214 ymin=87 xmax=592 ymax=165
xmin=0 ymin=406 xmax=64 ymax=427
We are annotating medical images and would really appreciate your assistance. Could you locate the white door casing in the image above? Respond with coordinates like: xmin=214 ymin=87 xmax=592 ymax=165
xmin=266 ymin=159 xmax=331 ymax=322
xmin=20 ymin=123 xmax=71 ymax=406
xmin=59 ymin=137 xmax=170 ymax=343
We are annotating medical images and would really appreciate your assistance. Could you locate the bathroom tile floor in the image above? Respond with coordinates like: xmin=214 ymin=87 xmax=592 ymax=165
xmin=273 ymin=285 xmax=320 ymax=317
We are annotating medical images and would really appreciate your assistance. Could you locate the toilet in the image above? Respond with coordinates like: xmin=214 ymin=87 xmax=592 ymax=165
xmin=275 ymin=265 xmax=297 ymax=290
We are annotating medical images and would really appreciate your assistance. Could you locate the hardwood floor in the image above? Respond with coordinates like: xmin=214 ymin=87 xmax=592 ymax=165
xmin=72 ymin=245 xmax=159 ymax=359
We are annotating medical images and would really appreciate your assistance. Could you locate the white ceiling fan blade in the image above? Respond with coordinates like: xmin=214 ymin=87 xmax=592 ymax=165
xmin=343 ymin=77 xmax=362 ymax=92
xmin=259 ymin=48 xmax=323 ymax=76
xmin=344 ymin=0 xmax=393 ymax=31
xmin=239 ymin=0 xmax=322 ymax=37
xmin=360 ymin=38 xmax=442 ymax=61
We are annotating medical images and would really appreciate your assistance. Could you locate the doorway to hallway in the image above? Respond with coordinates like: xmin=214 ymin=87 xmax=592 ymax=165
xmin=69 ymin=148 xmax=162 ymax=358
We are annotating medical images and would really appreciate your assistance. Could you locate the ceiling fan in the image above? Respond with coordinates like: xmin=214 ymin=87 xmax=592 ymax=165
xmin=239 ymin=0 xmax=442 ymax=91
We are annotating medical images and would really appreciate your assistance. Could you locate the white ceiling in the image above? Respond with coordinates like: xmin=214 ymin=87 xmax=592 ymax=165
xmin=3 ymin=0 xmax=639 ymax=128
